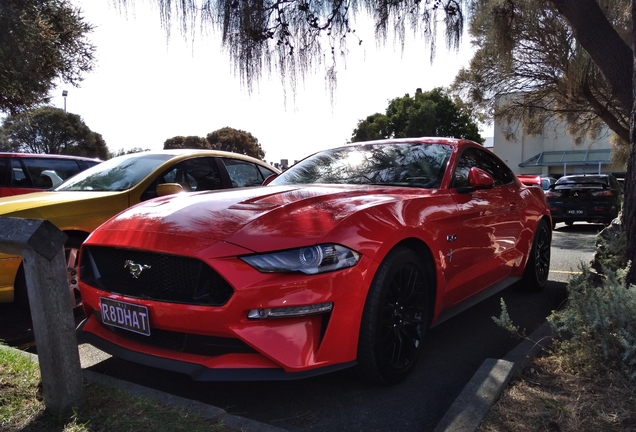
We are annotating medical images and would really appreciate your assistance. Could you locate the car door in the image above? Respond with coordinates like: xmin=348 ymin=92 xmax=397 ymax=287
xmin=444 ymin=147 xmax=525 ymax=305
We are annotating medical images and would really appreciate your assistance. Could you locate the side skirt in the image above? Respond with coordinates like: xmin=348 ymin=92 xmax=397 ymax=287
xmin=432 ymin=276 xmax=522 ymax=327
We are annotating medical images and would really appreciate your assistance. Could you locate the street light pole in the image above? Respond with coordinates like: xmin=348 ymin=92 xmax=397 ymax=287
xmin=62 ymin=90 xmax=68 ymax=112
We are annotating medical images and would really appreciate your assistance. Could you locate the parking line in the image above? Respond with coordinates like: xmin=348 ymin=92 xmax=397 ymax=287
xmin=549 ymin=270 xmax=582 ymax=274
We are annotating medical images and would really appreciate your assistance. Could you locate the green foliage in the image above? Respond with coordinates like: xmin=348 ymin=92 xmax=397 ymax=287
xmin=491 ymin=298 xmax=521 ymax=335
xmin=0 ymin=127 xmax=9 ymax=151
xmin=163 ymin=135 xmax=209 ymax=150
xmin=0 ymin=0 xmax=95 ymax=114
xmin=163 ymin=128 xmax=266 ymax=160
xmin=452 ymin=0 xmax=630 ymax=149
xmin=0 ymin=345 xmax=229 ymax=431
xmin=351 ymin=88 xmax=483 ymax=143
xmin=494 ymin=222 xmax=636 ymax=380
xmin=351 ymin=113 xmax=392 ymax=142
xmin=548 ymin=263 xmax=636 ymax=379
xmin=109 ymin=147 xmax=150 ymax=158
xmin=0 ymin=107 xmax=108 ymax=159
xmin=592 ymin=219 xmax=628 ymax=274
xmin=206 ymin=127 xmax=265 ymax=159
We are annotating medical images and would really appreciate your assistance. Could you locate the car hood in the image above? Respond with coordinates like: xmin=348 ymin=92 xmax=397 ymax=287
xmin=95 ymin=185 xmax=413 ymax=252
xmin=0 ymin=191 xmax=122 ymax=215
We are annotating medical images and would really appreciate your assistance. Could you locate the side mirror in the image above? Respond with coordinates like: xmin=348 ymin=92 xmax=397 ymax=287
xmin=456 ymin=167 xmax=495 ymax=194
xmin=156 ymin=183 xmax=185 ymax=197
xmin=262 ymin=173 xmax=278 ymax=186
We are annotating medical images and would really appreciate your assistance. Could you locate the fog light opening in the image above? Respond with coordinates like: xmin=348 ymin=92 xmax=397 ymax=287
xmin=248 ymin=302 xmax=333 ymax=319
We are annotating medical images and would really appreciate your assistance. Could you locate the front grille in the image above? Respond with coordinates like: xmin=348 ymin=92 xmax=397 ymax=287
xmin=81 ymin=246 xmax=233 ymax=306
xmin=107 ymin=325 xmax=256 ymax=356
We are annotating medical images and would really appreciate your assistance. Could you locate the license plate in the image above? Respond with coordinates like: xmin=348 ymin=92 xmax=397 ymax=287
xmin=567 ymin=210 xmax=584 ymax=215
xmin=100 ymin=297 xmax=150 ymax=336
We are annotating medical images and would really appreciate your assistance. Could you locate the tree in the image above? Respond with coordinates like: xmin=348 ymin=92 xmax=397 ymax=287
xmin=0 ymin=127 xmax=9 ymax=152
xmin=452 ymin=0 xmax=630 ymax=151
xmin=163 ymin=129 xmax=266 ymax=159
xmin=206 ymin=127 xmax=266 ymax=160
xmin=109 ymin=147 xmax=150 ymax=158
xmin=112 ymin=1 xmax=465 ymax=95
xmin=351 ymin=113 xmax=392 ymax=142
xmin=115 ymin=0 xmax=636 ymax=285
xmin=163 ymin=136 xmax=210 ymax=150
xmin=0 ymin=0 xmax=95 ymax=114
xmin=352 ymin=88 xmax=483 ymax=143
xmin=1 ymin=107 xmax=109 ymax=159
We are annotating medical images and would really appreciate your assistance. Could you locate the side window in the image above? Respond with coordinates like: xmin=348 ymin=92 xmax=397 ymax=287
xmin=158 ymin=157 xmax=222 ymax=193
xmin=11 ymin=159 xmax=32 ymax=188
xmin=222 ymin=158 xmax=266 ymax=187
xmin=0 ymin=159 xmax=8 ymax=187
xmin=257 ymin=165 xmax=277 ymax=181
xmin=22 ymin=158 xmax=83 ymax=188
xmin=453 ymin=148 xmax=515 ymax=188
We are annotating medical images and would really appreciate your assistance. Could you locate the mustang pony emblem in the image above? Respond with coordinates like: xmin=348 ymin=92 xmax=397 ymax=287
xmin=124 ymin=260 xmax=151 ymax=278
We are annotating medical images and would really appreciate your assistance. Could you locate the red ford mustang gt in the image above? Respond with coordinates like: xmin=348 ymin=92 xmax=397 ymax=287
xmin=77 ymin=138 xmax=552 ymax=384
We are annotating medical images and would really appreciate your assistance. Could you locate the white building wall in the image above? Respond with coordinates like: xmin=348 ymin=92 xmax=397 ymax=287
xmin=492 ymin=98 xmax=614 ymax=176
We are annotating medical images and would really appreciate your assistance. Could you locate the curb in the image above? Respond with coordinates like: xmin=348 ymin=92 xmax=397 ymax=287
xmin=433 ymin=321 xmax=553 ymax=432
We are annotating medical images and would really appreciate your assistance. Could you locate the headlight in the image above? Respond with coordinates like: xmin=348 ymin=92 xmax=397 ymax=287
xmin=240 ymin=244 xmax=361 ymax=275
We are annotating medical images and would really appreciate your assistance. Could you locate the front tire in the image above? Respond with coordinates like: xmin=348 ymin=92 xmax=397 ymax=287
xmin=520 ymin=219 xmax=551 ymax=292
xmin=356 ymin=247 xmax=430 ymax=384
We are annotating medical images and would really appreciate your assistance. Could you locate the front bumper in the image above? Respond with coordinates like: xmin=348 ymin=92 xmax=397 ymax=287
xmin=76 ymin=317 xmax=355 ymax=381
xmin=78 ymin=255 xmax=377 ymax=380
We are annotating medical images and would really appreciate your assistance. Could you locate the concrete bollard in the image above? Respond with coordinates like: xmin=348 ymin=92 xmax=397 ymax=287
xmin=0 ymin=217 xmax=84 ymax=415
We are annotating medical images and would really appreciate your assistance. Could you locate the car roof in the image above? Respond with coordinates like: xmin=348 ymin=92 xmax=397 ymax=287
xmin=118 ymin=148 xmax=273 ymax=163
xmin=344 ymin=136 xmax=480 ymax=147
xmin=107 ymin=149 xmax=280 ymax=174
xmin=555 ymin=174 xmax=613 ymax=185
xmin=556 ymin=174 xmax=612 ymax=181
xmin=0 ymin=152 xmax=101 ymax=162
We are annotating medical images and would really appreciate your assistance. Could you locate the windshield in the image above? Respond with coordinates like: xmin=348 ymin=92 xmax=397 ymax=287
xmin=55 ymin=153 xmax=174 ymax=191
xmin=271 ymin=142 xmax=452 ymax=188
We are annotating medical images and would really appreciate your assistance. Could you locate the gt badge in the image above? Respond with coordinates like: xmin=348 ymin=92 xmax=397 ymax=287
xmin=124 ymin=260 xmax=151 ymax=278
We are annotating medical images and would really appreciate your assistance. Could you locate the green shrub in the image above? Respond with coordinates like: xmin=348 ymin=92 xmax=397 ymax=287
xmin=548 ymin=263 xmax=636 ymax=379
xmin=494 ymin=221 xmax=636 ymax=380
xmin=591 ymin=219 xmax=627 ymax=274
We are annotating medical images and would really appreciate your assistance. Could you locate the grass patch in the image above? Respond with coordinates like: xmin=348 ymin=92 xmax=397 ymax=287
xmin=0 ymin=345 xmax=234 ymax=432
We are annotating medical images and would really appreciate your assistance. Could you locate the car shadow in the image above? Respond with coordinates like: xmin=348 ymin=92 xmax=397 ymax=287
xmin=0 ymin=303 xmax=35 ymax=349
xmin=553 ymin=222 xmax=606 ymax=233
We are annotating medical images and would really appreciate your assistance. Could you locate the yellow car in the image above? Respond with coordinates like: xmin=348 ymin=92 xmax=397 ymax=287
xmin=0 ymin=149 xmax=280 ymax=308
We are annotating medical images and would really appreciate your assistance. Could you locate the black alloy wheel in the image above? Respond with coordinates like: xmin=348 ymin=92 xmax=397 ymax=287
xmin=357 ymin=247 xmax=430 ymax=384
xmin=520 ymin=219 xmax=551 ymax=292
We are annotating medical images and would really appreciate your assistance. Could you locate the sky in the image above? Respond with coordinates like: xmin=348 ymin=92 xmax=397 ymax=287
xmin=53 ymin=1 xmax=490 ymax=165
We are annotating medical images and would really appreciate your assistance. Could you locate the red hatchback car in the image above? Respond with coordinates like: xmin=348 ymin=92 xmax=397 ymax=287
xmin=0 ymin=152 xmax=101 ymax=197
xmin=77 ymin=138 xmax=552 ymax=384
